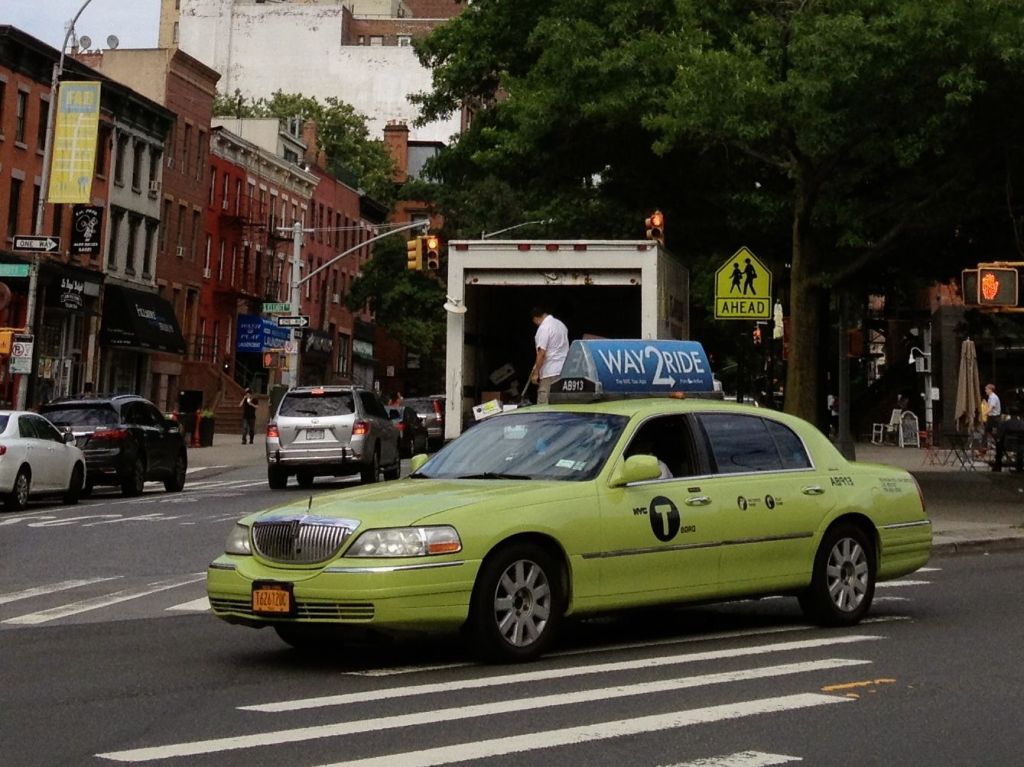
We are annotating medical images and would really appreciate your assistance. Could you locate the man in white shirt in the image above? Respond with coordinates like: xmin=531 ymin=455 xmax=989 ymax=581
xmin=530 ymin=306 xmax=569 ymax=404
xmin=985 ymin=383 xmax=1002 ymax=441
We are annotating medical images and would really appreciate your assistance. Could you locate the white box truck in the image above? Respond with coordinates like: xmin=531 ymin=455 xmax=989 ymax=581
xmin=442 ymin=239 xmax=690 ymax=440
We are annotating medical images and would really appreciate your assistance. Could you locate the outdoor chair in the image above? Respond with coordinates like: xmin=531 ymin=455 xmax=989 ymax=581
xmin=871 ymin=408 xmax=903 ymax=445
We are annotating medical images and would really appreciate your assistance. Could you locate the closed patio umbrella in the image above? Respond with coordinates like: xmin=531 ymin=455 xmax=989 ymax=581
xmin=954 ymin=338 xmax=982 ymax=433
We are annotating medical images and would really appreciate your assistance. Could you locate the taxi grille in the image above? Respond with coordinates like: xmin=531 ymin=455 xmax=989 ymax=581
xmin=252 ymin=521 xmax=352 ymax=564
xmin=209 ymin=596 xmax=374 ymax=622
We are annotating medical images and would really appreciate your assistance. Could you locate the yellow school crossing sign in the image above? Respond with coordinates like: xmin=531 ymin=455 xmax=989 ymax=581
xmin=714 ymin=246 xmax=772 ymax=320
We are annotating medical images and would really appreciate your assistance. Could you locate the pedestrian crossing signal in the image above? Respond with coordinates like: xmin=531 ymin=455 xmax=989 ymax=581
xmin=977 ymin=266 xmax=1019 ymax=307
xmin=424 ymin=235 xmax=441 ymax=270
xmin=406 ymin=236 xmax=423 ymax=271
xmin=262 ymin=351 xmax=275 ymax=368
xmin=645 ymin=210 xmax=665 ymax=245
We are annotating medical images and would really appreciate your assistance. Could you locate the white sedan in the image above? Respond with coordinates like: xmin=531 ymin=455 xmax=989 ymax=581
xmin=0 ymin=411 xmax=87 ymax=510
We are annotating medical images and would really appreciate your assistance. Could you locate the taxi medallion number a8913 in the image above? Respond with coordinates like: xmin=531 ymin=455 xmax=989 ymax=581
xmin=252 ymin=582 xmax=294 ymax=616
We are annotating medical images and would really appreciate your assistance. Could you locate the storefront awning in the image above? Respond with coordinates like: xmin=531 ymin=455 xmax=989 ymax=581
xmin=100 ymin=284 xmax=186 ymax=354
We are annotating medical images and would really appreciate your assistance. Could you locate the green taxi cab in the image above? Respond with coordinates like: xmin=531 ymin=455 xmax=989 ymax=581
xmin=207 ymin=341 xmax=931 ymax=662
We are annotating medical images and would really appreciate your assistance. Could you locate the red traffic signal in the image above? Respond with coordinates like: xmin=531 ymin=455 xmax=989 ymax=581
xmin=977 ymin=266 xmax=1019 ymax=306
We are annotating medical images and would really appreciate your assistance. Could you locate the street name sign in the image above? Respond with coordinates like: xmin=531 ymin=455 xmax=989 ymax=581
xmin=714 ymin=246 xmax=772 ymax=320
xmin=14 ymin=235 xmax=61 ymax=253
xmin=276 ymin=315 xmax=310 ymax=328
xmin=262 ymin=302 xmax=292 ymax=314
xmin=0 ymin=264 xmax=31 ymax=278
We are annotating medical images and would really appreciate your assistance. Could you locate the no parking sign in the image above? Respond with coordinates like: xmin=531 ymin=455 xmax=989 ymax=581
xmin=10 ymin=334 xmax=33 ymax=374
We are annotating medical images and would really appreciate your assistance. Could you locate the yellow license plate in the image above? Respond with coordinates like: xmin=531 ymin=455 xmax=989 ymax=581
xmin=252 ymin=584 xmax=292 ymax=615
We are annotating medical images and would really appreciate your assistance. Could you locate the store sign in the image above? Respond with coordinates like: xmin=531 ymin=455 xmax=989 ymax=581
xmin=10 ymin=334 xmax=34 ymax=374
xmin=60 ymin=276 xmax=85 ymax=310
xmin=353 ymin=339 xmax=374 ymax=359
xmin=72 ymin=205 xmax=102 ymax=257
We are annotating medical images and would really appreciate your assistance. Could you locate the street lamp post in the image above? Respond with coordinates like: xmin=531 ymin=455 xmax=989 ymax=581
xmin=20 ymin=0 xmax=96 ymax=409
xmin=278 ymin=219 xmax=428 ymax=387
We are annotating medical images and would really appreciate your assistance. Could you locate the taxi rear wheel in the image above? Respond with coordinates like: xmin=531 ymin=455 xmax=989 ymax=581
xmin=469 ymin=543 xmax=564 ymax=662
xmin=799 ymin=522 xmax=876 ymax=626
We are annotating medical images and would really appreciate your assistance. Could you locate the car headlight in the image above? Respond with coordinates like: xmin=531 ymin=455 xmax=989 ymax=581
xmin=224 ymin=523 xmax=252 ymax=555
xmin=345 ymin=526 xmax=462 ymax=557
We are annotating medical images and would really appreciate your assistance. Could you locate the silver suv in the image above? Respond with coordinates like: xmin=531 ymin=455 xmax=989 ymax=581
xmin=265 ymin=385 xmax=401 ymax=489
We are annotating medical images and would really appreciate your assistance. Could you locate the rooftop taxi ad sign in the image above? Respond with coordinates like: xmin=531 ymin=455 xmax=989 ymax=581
xmin=49 ymin=81 xmax=102 ymax=204
xmin=714 ymin=246 xmax=773 ymax=320
xmin=558 ymin=339 xmax=714 ymax=396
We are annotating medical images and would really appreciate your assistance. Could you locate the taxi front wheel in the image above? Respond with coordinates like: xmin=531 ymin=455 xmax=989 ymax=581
xmin=469 ymin=543 xmax=564 ymax=663
xmin=799 ymin=522 xmax=876 ymax=626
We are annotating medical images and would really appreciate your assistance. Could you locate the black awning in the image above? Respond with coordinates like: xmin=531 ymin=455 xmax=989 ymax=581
xmin=100 ymin=284 xmax=186 ymax=354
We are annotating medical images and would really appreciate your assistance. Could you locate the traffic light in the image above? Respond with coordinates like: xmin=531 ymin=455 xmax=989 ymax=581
xmin=424 ymin=234 xmax=441 ymax=270
xmin=645 ymin=210 xmax=665 ymax=245
xmin=406 ymin=236 xmax=423 ymax=271
xmin=752 ymin=325 xmax=762 ymax=345
xmin=977 ymin=266 xmax=1019 ymax=307
xmin=262 ymin=351 xmax=275 ymax=368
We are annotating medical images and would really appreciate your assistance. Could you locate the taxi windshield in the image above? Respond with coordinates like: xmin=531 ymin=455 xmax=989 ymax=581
xmin=416 ymin=411 xmax=628 ymax=481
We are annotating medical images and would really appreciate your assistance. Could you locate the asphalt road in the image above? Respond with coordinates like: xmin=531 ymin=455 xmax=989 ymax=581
xmin=2 ymin=465 xmax=1022 ymax=766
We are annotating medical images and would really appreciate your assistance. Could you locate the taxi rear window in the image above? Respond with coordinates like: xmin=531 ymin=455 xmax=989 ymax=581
xmin=699 ymin=413 xmax=810 ymax=473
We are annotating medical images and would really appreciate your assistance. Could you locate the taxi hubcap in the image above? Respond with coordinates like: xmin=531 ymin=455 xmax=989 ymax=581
xmin=826 ymin=537 xmax=869 ymax=612
xmin=493 ymin=559 xmax=551 ymax=647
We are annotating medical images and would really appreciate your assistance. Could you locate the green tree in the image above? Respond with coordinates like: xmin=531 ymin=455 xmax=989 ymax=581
xmin=414 ymin=0 xmax=1024 ymax=423
xmin=213 ymin=90 xmax=397 ymax=206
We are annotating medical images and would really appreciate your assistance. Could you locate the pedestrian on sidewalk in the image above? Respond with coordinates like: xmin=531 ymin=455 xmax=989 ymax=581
xmin=240 ymin=388 xmax=257 ymax=445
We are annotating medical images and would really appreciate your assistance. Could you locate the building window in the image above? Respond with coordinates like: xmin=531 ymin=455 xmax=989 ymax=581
xmin=176 ymin=203 xmax=186 ymax=255
xmin=15 ymin=90 xmax=28 ymax=142
xmin=37 ymin=97 xmax=49 ymax=148
xmin=204 ymin=234 xmax=212 ymax=274
xmin=336 ymin=334 xmax=350 ymax=376
xmin=6 ymin=177 xmax=21 ymax=239
xmin=218 ymin=239 xmax=226 ymax=280
xmin=149 ymin=149 xmax=161 ymax=188
xmin=125 ymin=215 xmax=140 ymax=274
xmin=160 ymin=199 xmax=171 ymax=251
xmin=114 ymin=134 xmax=128 ymax=185
xmin=0 ymin=80 xmax=6 ymax=133
xmin=196 ymin=129 xmax=206 ymax=179
xmin=369 ymin=36 xmax=384 ymax=46
xmin=53 ymin=203 xmax=63 ymax=239
xmin=173 ymin=22 xmax=179 ymax=44
xmin=208 ymin=168 xmax=216 ymax=206
xmin=144 ymin=222 xmax=157 ymax=276
xmin=95 ymin=124 xmax=110 ymax=177
xmin=235 ymin=179 xmax=242 ymax=215
xmin=191 ymin=210 xmax=201 ymax=260
xmin=397 ymin=35 xmax=412 ymax=47
xmin=107 ymin=209 xmax=123 ymax=269
xmin=183 ymin=124 xmax=192 ymax=176
xmin=131 ymin=141 xmax=145 ymax=191
xmin=221 ymin=172 xmax=229 ymax=209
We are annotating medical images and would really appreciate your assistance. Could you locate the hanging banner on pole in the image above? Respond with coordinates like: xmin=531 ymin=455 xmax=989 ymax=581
xmin=49 ymin=81 xmax=102 ymax=204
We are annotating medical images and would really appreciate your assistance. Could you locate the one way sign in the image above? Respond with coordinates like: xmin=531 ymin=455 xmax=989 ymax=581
xmin=14 ymin=235 xmax=61 ymax=253
xmin=276 ymin=315 xmax=310 ymax=328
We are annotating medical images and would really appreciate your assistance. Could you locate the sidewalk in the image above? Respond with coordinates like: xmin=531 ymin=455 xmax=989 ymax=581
xmin=188 ymin=433 xmax=1024 ymax=556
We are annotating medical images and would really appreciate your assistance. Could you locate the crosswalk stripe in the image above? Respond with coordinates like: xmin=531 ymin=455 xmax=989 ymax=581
xmin=243 ymin=634 xmax=882 ymax=713
xmin=666 ymin=751 xmax=802 ymax=766
xmin=165 ymin=597 xmax=210 ymax=612
xmin=99 ymin=659 xmax=865 ymax=762
xmin=3 ymin=574 xmax=205 ymax=625
xmin=0 ymin=577 xmax=123 ymax=605
xmin=876 ymin=580 xmax=930 ymax=588
xmin=311 ymin=694 xmax=849 ymax=767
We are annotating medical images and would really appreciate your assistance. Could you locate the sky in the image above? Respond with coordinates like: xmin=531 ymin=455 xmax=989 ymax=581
xmin=1 ymin=0 xmax=161 ymax=50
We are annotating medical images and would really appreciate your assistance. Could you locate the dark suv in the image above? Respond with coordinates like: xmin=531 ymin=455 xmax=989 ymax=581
xmin=39 ymin=395 xmax=188 ymax=496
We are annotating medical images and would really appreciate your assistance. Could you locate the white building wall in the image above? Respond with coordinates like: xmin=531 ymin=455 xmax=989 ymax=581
xmin=179 ymin=0 xmax=460 ymax=144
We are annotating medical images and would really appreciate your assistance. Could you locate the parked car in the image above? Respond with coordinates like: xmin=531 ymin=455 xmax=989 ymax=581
xmin=389 ymin=405 xmax=430 ymax=457
xmin=403 ymin=395 xmax=445 ymax=448
xmin=38 ymin=395 xmax=187 ymax=497
xmin=0 ymin=411 xmax=87 ymax=510
xmin=265 ymin=385 xmax=401 ymax=489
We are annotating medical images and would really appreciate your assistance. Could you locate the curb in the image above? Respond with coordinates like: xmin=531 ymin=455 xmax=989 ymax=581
xmin=932 ymin=536 xmax=1024 ymax=556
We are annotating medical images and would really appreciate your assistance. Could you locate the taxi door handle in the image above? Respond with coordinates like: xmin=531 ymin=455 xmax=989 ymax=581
xmin=801 ymin=485 xmax=825 ymax=496
xmin=685 ymin=496 xmax=712 ymax=506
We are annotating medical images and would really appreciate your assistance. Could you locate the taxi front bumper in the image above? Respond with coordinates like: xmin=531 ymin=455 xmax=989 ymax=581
xmin=206 ymin=555 xmax=478 ymax=632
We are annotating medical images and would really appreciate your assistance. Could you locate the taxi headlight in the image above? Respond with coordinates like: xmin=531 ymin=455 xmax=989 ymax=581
xmin=346 ymin=526 xmax=462 ymax=558
xmin=224 ymin=523 xmax=252 ymax=555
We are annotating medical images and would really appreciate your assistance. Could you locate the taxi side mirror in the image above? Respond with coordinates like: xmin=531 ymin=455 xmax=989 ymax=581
xmin=409 ymin=453 xmax=430 ymax=473
xmin=610 ymin=454 xmax=662 ymax=486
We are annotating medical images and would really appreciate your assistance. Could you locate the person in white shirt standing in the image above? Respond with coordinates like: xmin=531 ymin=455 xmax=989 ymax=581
xmin=530 ymin=306 xmax=569 ymax=404
xmin=984 ymin=383 xmax=1002 ymax=441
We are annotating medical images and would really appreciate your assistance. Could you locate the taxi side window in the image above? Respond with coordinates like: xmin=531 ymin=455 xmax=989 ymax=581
xmin=699 ymin=413 xmax=783 ymax=474
xmin=765 ymin=419 xmax=811 ymax=469
xmin=624 ymin=415 xmax=694 ymax=478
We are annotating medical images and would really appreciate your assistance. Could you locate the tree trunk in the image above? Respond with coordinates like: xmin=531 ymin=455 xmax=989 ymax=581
xmin=784 ymin=195 xmax=822 ymax=425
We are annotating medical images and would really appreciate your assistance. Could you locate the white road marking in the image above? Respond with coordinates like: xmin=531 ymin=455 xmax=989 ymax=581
xmin=0 ymin=577 xmax=123 ymax=605
xmin=876 ymin=580 xmax=930 ymax=588
xmin=244 ymin=634 xmax=883 ymax=713
xmin=3 ymin=574 xmax=206 ymax=625
xmin=186 ymin=466 xmax=229 ymax=473
xmin=663 ymin=751 xmax=802 ymax=766
xmin=919 ymin=567 xmax=941 ymax=572
xmin=97 ymin=666 xmax=858 ymax=763
xmin=165 ymin=597 xmax=210 ymax=612
xmin=310 ymin=694 xmax=849 ymax=767
xmin=873 ymin=596 xmax=909 ymax=603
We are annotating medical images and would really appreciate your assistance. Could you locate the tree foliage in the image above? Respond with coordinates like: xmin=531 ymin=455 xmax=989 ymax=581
xmin=413 ymin=0 xmax=1024 ymax=422
xmin=213 ymin=90 xmax=397 ymax=206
